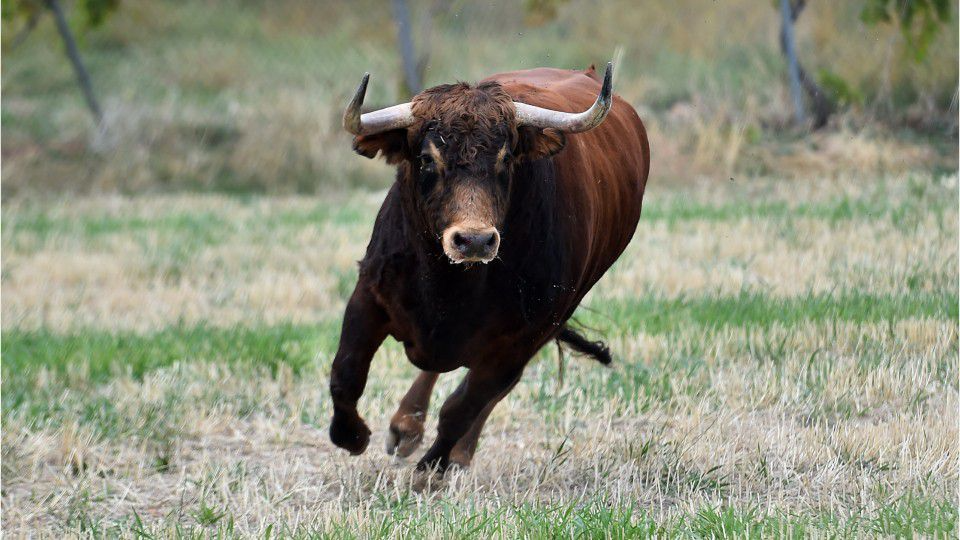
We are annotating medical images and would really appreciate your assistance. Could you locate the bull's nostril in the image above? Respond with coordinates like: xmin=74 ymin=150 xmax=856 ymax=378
xmin=446 ymin=228 xmax=499 ymax=259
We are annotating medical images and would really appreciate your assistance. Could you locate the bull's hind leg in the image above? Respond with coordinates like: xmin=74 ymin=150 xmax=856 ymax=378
xmin=386 ymin=371 xmax=439 ymax=457
xmin=417 ymin=366 xmax=524 ymax=473
xmin=445 ymin=328 xmax=610 ymax=467
xmin=448 ymin=375 xmax=520 ymax=468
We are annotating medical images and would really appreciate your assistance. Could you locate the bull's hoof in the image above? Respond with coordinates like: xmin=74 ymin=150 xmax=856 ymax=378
xmin=448 ymin=448 xmax=473 ymax=470
xmin=411 ymin=468 xmax=444 ymax=493
xmin=415 ymin=451 xmax=449 ymax=475
xmin=385 ymin=413 xmax=425 ymax=458
xmin=329 ymin=413 xmax=370 ymax=455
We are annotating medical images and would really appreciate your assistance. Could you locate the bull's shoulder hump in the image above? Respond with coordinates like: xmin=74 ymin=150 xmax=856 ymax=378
xmin=482 ymin=67 xmax=597 ymax=93
xmin=486 ymin=68 xmax=607 ymax=112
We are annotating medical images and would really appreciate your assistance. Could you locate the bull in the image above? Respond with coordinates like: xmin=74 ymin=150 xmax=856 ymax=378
xmin=328 ymin=63 xmax=650 ymax=473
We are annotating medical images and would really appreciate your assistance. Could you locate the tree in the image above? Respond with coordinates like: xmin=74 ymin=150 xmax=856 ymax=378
xmin=777 ymin=0 xmax=952 ymax=129
xmin=861 ymin=0 xmax=952 ymax=62
xmin=2 ymin=0 xmax=121 ymax=125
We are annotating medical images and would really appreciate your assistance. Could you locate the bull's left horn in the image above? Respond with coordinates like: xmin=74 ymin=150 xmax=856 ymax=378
xmin=514 ymin=62 xmax=614 ymax=133
xmin=343 ymin=73 xmax=416 ymax=136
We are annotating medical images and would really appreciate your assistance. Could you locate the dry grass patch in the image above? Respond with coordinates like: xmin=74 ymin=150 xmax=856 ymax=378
xmin=1 ymin=172 xmax=957 ymax=536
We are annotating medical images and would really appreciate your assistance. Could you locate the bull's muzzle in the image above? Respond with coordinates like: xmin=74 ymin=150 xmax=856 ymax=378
xmin=442 ymin=225 xmax=500 ymax=264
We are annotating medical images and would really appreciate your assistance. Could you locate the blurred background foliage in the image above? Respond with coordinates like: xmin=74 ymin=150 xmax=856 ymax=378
xmin=1 ymin=0 xmax=957 ymax=196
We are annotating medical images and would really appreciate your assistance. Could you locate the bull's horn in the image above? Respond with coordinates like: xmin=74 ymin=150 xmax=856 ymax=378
xmin=343 ymin=73 xmax=416 ymax=136
xmin=514 ymin=62 xmax=613 ymax=133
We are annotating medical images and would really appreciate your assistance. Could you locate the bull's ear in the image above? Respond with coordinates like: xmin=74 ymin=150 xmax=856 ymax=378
xmin=352 ymin=130 xmax=409 ymax=164
xmin=516 ymin=126 xmax=566 ymax=162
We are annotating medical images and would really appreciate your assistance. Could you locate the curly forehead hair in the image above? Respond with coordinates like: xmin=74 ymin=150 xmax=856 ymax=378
xmin=411 ymin=81 xmax=516 ymax=166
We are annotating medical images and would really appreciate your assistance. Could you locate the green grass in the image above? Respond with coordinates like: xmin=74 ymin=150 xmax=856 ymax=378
xmin=4 ymin=286 xmax=955 ymax=438
xmin=5 ymin=289 xmax=952 ymax=394
xmin=643 ymin=191 xmax=954 ymax=228
xmin=0 ymin=323 xmax=339 ymax=442
xmin=681 ymin=496 xmax=958 ymax=538
xmin=3 ymin=211 xmax=233 ymax=240
xmin=2 ymin=199 xmax=373 ymax=242
xmin=1 ymin=323 xmax=337 ymax=408
xmin=0 ymin=196 xmax=913 ymax=241
xmin=589 ymin=290 xmax=958 ymax=335
xmin=6 ymin=173 xmax=956 ymax=242
xmin=61 ymin=495 xmax=958 ymax=539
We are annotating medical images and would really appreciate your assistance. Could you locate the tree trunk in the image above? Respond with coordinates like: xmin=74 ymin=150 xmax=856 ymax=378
xmin=9 ymin=11 xmax=40 ymax=51
xmin=391 ymin=0 xmax=421 ymax=96
xmin=779 ymin=0 xmax=806 ymax=125
xmin=779 ymin=0 xmax=834 ymax=129
xmin=46 ymin=0 xmax=102 ymax=125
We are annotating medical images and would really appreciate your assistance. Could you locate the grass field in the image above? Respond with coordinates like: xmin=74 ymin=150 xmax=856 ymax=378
xmin=3 ymin=0 xmax=957 ymax=536
xmin=2 ymin=171 xmax=957 ymax=537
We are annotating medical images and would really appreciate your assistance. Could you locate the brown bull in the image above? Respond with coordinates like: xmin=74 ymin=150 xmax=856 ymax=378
xmin=329 ymin=63 xmax=650 ymax=472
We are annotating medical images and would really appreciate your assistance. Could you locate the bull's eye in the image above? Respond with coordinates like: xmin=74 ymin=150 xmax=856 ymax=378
xmin=417 ymin=153 xmax=438 ymax=195
xmin=419 ymin=154 xmax=435 ymax=171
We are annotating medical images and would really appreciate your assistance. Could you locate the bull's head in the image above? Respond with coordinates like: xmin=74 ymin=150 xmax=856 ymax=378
xmin=344 ymin=64 xmax=613 ymax=265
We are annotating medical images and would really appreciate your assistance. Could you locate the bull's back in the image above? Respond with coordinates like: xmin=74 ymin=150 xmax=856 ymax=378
xmin=487 ymin=67 xmax=650 ymax=298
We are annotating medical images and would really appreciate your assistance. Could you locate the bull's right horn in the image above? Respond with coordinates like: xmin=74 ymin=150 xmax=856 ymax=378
xmin=343 ymin=73 xmax=416 ymax=136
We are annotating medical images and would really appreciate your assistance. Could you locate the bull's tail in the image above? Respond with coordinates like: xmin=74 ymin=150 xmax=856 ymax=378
xmin=556 ymin=325 xmax=612 ymax=366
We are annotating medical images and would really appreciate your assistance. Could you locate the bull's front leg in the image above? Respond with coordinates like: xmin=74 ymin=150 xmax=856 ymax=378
xmin=329 ymin=285 xmax=388 ymax=455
